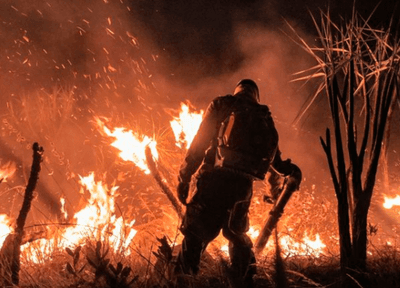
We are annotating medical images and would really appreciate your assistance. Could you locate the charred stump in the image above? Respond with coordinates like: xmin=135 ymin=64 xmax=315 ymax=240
xmin=0 ymin=143 xmax=43 ymax=286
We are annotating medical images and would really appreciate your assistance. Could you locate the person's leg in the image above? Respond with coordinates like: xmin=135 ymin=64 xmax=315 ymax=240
xmin=176 ymin=204 xmax=222 ymax=275
xmin=223 ymin=227 xmax=256 ymax=283
xmin=176 ymin=172 xmax=225 ymax=275
xmin=223 ymin=192 xmax=256 ymax=286
xmin=176 ymin=229 xmax=206 ymax=274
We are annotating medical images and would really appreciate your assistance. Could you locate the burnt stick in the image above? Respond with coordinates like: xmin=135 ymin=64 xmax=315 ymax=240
xmin=8 ymin=143 xmax=43 ymax=285
xmin=145 ymin=146 xmax=184 ymax=218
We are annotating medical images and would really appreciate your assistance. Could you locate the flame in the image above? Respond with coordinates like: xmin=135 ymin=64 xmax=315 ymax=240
xmin=0 ymin=214 xmax=13 ymax=248
xmin=280 ymin=233 xmax=326 ymax=257
xmin=170 ymin=102 xmax=204 ymax=149
xmin=383 ymin=195 xmax=400 ymax=209
xmin=219 ymin=227 xmax=261 ymax=257
xmin=61 ymin=173 xmax=137 ymax=249
xmin=96 ymin=118 xmax=158 ymax=174
xmin=247 ymin=226 xmax=260 ymax=239
xmin=60 ymin=197 xmax=68 ymax=220
xmin=218 ymin=226 xmax=326 ymax=258
xmin=0 ymin=161 xmax=16 ymax=182
xmin=20 ymin=173 xmax=137 ymax=263
xmin=221 ymin=244 xmax=229 ymax=255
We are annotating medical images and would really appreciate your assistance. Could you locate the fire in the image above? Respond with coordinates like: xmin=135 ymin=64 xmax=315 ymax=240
xmin=170 ymin=102 xmax=204 ymax=149
xmin=383 ymin=195 xmax=400 ymax=209
xmin=248 ymin=226 xmax=260 ymax=239
xmin=61 ymin=173 xmax=137 ymax=250
xmin=60 ymin=197 xmax=68 ymax=220
xmin=0 ymin=214 xmax=13 ymax=248
xmin=218 ymin=226 xmax=326 ymax=258
xmin=0 ymin=161 xmax=16 ymax=182
xmin=280 ymin=233 xmax=326 ymax=257
xmin=96 ymin=118 xmax=158 ymax=174
xmin=20 ymin=173 xmax=137 ymax=263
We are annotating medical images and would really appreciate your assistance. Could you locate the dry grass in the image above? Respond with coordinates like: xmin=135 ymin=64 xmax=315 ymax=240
xmin=8 ymin=240 xmax=400 ymax=288
xmin=1 ymin=83 xmax=398 ymax=288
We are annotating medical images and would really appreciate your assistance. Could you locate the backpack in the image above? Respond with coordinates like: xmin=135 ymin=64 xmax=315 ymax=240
xmin=214 ymin=100 xmax=279 ymax=180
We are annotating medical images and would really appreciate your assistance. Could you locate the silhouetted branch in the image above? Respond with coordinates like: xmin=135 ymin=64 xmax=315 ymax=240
xmin=145 ymin=146 xmax=183 ymax=218
xmin=11 ymin=143 xmax=44 ymax=285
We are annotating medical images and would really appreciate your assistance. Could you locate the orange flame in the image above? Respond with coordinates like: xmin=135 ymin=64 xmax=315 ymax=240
xmin=96 ymin=118 xmax=158 ymax=174
xmin=383 ymin=195 xmax=400 ymax=209
xmin=0 ymin=161 xmax=16 ymax=182
xmin=170 ymin=102 xmax=204 ymax=149
xmin=248 ymin=226 xmax=260 ymax=239
xmin=219 ymin=227 xmax=326 ymax=258
xmin=60 ymin=197 xmax=68 ymax=220
xmin=20 ymin=173 xmax=137 ymax=263
xmin=0 ymin=214 xmax=13 ymax=248
xmin=61 ymin=173 xmax=137 ymax=249
xmin=280 ymin=233 xmax=326 ymax=257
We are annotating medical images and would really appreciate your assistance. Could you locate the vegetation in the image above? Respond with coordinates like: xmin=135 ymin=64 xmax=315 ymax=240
xmin=2 ymin=238 xmax=400 ymax=287
xmin=0 ymin=7 xmax=400 ymax=288
xmin=291 ymin=8 xmax=400 ymax=283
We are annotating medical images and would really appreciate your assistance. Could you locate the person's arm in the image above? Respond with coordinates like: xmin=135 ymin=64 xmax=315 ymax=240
xmin=268 ymin=149 xmax=302 ymax=199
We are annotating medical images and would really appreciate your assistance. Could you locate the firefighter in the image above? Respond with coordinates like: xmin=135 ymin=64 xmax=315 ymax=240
xmin=175 ymin=79 xmax=299 ymax=286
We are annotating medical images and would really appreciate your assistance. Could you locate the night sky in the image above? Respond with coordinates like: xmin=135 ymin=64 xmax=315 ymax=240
xmin=128 ymin=0 xmax=400 ymax=83
xmin=1 ymin=0 xmax=398 ymax=90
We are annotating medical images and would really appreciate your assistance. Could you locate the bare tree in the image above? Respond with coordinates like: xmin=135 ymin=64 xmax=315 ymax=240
xmin=291 ymin=10 xmax=399 ymax=272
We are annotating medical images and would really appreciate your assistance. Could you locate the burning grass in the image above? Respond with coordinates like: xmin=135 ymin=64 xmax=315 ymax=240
xmin=0 ymin=90 xmax=399 ymax=287
xmin=0 ymin=23 xmax=399 ymax=285
xmin=0 ymin=83 xmax=398 ymax=287
xmin=4 ymin=238 xmax=400 ymax=288
xmin=0 ymin=96 xmax=336 ymax=287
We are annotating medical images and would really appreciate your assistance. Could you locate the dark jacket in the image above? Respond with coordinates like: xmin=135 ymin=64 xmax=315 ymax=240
xmin=178 ymin=92 xmax=279 ymax=183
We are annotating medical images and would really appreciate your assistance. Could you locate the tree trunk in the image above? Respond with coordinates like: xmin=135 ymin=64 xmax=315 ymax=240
xmin=337 ymin=195 xmax=352 ymax=269
xmin=351 ymin=199 xmax=369 ymax=270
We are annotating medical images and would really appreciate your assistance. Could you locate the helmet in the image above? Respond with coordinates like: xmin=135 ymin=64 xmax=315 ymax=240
xmin=234 ymin=79 xmax=260 ymax=102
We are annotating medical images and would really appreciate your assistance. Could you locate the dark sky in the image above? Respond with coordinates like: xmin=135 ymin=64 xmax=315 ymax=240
xmin=126 ymin=0 xmax=400 ymax=83
xmin=1 ymin=0 xmax=398 ymax=91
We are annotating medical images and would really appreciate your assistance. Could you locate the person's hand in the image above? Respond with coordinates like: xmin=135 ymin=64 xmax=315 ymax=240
xmin=177 ymin=182 xmax=190 ymax=205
